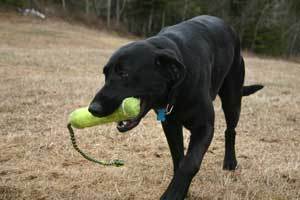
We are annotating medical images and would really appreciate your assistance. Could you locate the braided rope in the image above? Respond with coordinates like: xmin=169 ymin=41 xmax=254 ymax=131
xmin=67 ymin=123 xmax=124 ymax=167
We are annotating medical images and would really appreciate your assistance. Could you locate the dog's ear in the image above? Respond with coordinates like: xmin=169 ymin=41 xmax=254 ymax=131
xmin=155 ymin=49 xmax=186 ymax=88
xmin=155 ymin=49 xmax=187 ymax=107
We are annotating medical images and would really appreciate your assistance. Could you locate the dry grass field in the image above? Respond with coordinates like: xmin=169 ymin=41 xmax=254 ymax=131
xmin=0 ymin=12 xmax=299 ymax=200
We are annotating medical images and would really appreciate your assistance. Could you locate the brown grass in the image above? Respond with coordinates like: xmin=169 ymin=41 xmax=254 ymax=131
xmin=0 ymin=12 xmax=299 ymax=200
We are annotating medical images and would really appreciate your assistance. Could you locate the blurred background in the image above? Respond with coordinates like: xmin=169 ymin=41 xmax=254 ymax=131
xmin=1 ymin=0 xmax=300 ymax=57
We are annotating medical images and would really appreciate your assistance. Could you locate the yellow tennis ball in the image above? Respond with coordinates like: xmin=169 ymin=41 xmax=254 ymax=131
xmin=68 ymin=97 xmax=140 ymax=129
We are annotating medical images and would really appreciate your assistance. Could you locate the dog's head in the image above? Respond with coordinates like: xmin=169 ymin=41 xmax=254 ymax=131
xmin=88 ymin=41 xmax=186 ymax=132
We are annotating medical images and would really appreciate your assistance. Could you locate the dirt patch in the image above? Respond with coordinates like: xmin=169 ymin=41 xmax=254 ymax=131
xmin=0 ymin=186 xmax=22 ymax=200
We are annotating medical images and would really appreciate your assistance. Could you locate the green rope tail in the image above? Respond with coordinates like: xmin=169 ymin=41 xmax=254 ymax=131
xmin=67 ymin=123 xmax=124 ymax=167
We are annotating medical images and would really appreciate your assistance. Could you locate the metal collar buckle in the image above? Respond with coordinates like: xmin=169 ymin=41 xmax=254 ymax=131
xmin=165 ymin=104 xmax=174 ymax=115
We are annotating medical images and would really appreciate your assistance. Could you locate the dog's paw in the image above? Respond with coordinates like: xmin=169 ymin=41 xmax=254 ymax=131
xmin=160 ymin=188 xmax=188 ymax=200
xmin=223 ymin=159 xmax=238 ymax=171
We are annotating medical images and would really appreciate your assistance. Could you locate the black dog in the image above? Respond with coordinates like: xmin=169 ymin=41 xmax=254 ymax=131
xmin=89 ymin=15 xmax=263 ymax=200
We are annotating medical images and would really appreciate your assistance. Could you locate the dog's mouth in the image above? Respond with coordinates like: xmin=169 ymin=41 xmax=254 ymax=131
xmin=117 ymin=97 xmax=151 ymax=132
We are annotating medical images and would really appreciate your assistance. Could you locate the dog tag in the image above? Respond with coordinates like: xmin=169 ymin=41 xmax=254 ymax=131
xmin=157 ymin=109 xmax=166 ymax=122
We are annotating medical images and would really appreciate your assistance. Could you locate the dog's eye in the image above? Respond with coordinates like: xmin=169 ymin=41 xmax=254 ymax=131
xmin=115 ymin=65 xmax=129 ymax=78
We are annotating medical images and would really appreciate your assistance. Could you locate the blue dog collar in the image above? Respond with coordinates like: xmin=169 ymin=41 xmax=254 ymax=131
xmin=156 ymin=109 xmax=166 ymax=122
xmin=156 ymin=104 xmax=174 ymax=122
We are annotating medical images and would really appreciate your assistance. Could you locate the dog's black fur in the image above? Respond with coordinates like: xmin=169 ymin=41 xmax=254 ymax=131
xmin=89 ymin=15 xmax=263 ymax=200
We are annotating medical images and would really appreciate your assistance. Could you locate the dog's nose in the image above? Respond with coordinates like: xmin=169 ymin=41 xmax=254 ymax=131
xmin=88 ymin=102 xmax=105 ymax=117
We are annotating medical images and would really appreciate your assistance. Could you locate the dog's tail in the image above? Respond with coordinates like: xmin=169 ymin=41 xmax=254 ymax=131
xmin=242 ymin=85 xmax=264 ymax=96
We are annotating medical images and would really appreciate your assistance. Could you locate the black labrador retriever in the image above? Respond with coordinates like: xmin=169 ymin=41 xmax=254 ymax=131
xmin=88 ymin=15 xmax=263 ymax=200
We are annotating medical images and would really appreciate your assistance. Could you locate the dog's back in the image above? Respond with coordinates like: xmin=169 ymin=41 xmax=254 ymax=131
xmin=158 ymin=15 xmax=240 ymax=99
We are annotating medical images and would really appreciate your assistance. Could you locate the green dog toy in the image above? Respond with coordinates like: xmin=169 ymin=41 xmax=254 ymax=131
xmin=67 ymin=97 xmax=140 ymax=167
xmin=69 ymin=97 xmax=140 ymax=129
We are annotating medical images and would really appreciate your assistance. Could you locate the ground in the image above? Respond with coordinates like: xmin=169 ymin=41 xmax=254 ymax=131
xmin=0 ymin=12 xmax=299 ymax=200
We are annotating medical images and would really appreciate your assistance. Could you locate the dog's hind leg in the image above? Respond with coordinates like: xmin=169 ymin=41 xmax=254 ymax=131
xmin=218 ymin=55 xmax=245 ymax=171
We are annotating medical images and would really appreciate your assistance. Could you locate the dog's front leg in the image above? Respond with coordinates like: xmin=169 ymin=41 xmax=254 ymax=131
xmin=162 ymin=118 xmax=184 ymax=173
xmin=160 ymin=124 xmax=214 ymax=200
